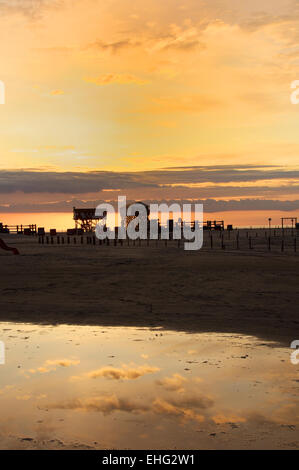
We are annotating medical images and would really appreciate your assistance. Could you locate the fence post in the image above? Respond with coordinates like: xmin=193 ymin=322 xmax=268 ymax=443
xmin=221 ymin=235 xmax=225 ymax=250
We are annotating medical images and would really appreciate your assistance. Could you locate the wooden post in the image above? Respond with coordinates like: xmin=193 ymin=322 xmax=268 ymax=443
xmin=268 ymin=237 xmax=271 ymax=251
xmin=294 ymin=238 xmax=297 ymax=253
xmin=210 ymin=235 xmax=213 ymax=250
xmin=281 ymin=239 xmax=284 ymax=252
xmin=249 ymin=236 xmax=252 ymax=250
xmin=236 ymin=233 xmax=239 ymax=250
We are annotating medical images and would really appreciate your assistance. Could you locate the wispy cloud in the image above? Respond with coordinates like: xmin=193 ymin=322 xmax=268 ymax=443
xmin=0 ymin=166 xmax=298 ymax=194
xmin=28 ymin=358 xmax=80 ymax=374
xmin=50 ymin=89 xmax=64 ymax=95
xmin=84 ymin=74 xmax=149 ymax=86
xmin=71 ymin=364 xmax=160 ymax=381
xmin=156 ymin=373 xmax=187 ymax=392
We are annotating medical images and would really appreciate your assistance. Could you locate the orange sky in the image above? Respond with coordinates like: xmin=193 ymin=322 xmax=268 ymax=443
xmin=0 ymin=0 xmax=298 ymax=217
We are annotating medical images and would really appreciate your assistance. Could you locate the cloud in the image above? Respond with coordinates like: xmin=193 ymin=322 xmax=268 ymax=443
xmin=212 ymin=413 xmax=246 ymax=424
xmin=156 ymin=373 xmax=187 ymax=391
xmin=0 ymin=0 xmax=62 ymax=18
xmin=141 ymin=94 xmax=220 ymax=114
xmin=88 ymin=39 xmax=139 ymax=54
xmin=45 ymin=391 xmax=214 ymax=421
xmin=46 ymin=394 xmax=150 ymax=415
xmin=0 ymin=170 xmax=159 ymax=194
xmin=0 ymin=165 xmax=298 ymax=212
xmin=152 ymin=394 xmax=213 ymax=423
xmin=2 ymin=197 xmax=299 ymax=214
xmin=28 ymin=358 xmax=80 ymax=374
xmin=72 ymin=364 xmax=160 ymax=381
xmin=1 ymin=165 xmax=298 ymax=195
xmin=50 ymin=89 xmax=64 ymax=95
xmin=84 ymin=74 xmax=149 ymax=86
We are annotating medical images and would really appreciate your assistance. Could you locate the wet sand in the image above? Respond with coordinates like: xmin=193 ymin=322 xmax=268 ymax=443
xmin=0 ymin=324 xmax=298 ymax=450
xmin=0 ymin=235 xmax=298 ymax=346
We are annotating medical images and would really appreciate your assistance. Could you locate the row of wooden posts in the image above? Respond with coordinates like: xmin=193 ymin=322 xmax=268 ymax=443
xmin=214 ymin=235 xmax=297 ymax=252
xmin=38 ymin=234 xmax=297 ymax=252
xmin=38 ymin=235 xmax=181 ymax=248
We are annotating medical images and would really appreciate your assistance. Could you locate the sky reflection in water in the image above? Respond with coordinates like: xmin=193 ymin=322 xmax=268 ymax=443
xmin=0 ymin=324 xmax=298 ymax=449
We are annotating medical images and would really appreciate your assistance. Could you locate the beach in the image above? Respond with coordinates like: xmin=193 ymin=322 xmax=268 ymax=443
xmin=0 ymin=233 xmax=298 ymax=449
xmin=0 ymin=233 xmax=298 ymax=346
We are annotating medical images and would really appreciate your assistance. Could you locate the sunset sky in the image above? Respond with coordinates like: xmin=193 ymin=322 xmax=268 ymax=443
xmin=0 ymin=0 xmax=299 ymax=223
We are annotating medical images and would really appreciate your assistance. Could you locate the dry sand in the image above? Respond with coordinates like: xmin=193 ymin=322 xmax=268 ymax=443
xmin=0 ymin=233 xmax=298 ymax=346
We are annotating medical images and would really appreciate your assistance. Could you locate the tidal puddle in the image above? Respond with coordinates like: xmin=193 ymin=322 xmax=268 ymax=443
xmin=0 ymin=323 xmax=298 ymax=449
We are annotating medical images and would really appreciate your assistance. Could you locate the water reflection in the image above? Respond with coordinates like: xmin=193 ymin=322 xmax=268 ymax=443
xmin=0 ymin=324 xmax=298 ymax=449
